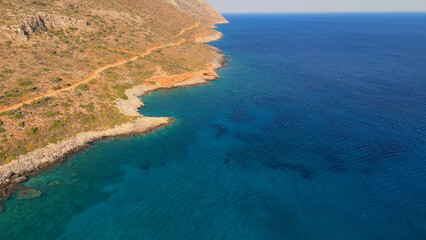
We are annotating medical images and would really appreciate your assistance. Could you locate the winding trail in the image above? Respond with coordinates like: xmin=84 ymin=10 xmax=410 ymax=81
xmin=177 ymin=21 xmax=200 ymax=37
xmin=0 ymin=22 xmax=200 ymax=114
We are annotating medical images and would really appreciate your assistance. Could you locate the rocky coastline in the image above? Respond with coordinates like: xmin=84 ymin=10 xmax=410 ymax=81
xmin=0 ymin=32 xmax=226 ymax=201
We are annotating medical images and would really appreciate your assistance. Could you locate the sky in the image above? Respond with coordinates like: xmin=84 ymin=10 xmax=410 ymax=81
xmin=207 ymin=0 xmax=426 ymax=13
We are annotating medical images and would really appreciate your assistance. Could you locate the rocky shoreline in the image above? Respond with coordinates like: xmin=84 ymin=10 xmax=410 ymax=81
xmin=195 ymin=31 xmax=224 ymax=43
xmin=0 ymin=32 xmax=226 ymax=201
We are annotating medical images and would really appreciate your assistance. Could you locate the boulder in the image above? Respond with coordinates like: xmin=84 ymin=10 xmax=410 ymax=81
xmin=12 ymin=176 xmax=28 ymax=184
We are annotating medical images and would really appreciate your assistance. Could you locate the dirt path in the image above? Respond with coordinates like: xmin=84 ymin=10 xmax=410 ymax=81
xmin=0 ymin=22 xmax=200 ymax=114
xmin=177 ymin=22 xmax=200 ymax=37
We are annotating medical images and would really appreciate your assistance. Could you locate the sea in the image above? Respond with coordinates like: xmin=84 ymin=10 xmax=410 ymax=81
xmin=0 ymin=13 xmax=425 ymax=240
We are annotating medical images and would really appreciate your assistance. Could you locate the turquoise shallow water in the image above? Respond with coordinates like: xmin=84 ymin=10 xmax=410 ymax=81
xmin=1 ymin=14 xmax=426 ymax=239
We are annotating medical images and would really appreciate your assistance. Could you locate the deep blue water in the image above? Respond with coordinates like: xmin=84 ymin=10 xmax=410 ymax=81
xmin=1 ymin=14 xmax=426 ymax=239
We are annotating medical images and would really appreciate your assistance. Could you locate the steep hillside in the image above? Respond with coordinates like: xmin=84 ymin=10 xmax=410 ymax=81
xmin=0 ymin=0 xmax=226 ymax=165
xmin=168 ymin=0 xmax=228 ymax=24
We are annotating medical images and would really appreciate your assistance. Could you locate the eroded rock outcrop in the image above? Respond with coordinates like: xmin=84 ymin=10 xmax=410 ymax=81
xmin=168 ymin=0 xmax=228 ymax=24
xmin=1 ymin=14 xmax=91 ymax=41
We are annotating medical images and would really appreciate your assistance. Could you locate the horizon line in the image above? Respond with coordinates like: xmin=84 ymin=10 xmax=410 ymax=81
xmin=220 ymin=11 xmax=426 ymax=14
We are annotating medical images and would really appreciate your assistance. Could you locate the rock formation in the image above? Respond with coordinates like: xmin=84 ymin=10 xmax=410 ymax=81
xmin=1 ymin=14 xmax=91 ymax=41
xmin=168 ymin=0 xmax=228 ymax=24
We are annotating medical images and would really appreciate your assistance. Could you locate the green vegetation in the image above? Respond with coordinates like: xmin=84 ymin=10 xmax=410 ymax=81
xmin=45 ymin=111 xmax=59 ymax=118
xmin=14 ymin=112 xmax=24 ymax=119
xmin=27 ymin=127 xmax=39 ymax=136
xmin=80 ymin=102 xmax=95 ymax=111
xmin=51 ymin=77 xmax=63 ymax=82
xmin=2 ymin=68 xmax=14 ymax=74
xmin=17 ymin=79 xmax=33 ymax=86
xmin=61 ymin=102 xmax=71 ymax=108
xmin=106 ymin=70 xmax=119 ymax=81
xmin=50 ymin=120 xmax=64 ymax=129
xmin=30 ymin=97 xmax=50 ymax=107
xmin=112 ymin=83 xmax=131 ymax=100
xmin=76 ymin=83 xmax=89 ymax=91
xmin=27 ymin=86 xmax=37 ymax=91
xmin=5 ymin=88 xmax=20 ymax=97
xmin=31 ymin=1 xmax=47 ymax=7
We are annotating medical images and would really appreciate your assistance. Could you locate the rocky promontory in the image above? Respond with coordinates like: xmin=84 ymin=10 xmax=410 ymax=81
xmin=0 ymin=0 xmax=227 ymax=201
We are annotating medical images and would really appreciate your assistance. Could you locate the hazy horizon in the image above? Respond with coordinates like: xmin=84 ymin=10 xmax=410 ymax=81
xmin=207 ymin=0 xmax=426 ymax=13
xmin=218 ymin=11 xmax=426 ymax=14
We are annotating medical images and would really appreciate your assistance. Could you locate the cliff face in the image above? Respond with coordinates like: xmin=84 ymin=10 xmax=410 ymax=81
xmin=0 ymin=0 xmax=226 ymax=42
xmin=2 ymin=14 xmax=92 ymax=41
xmin=167 ymin=0 xmax=228 ymax=24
